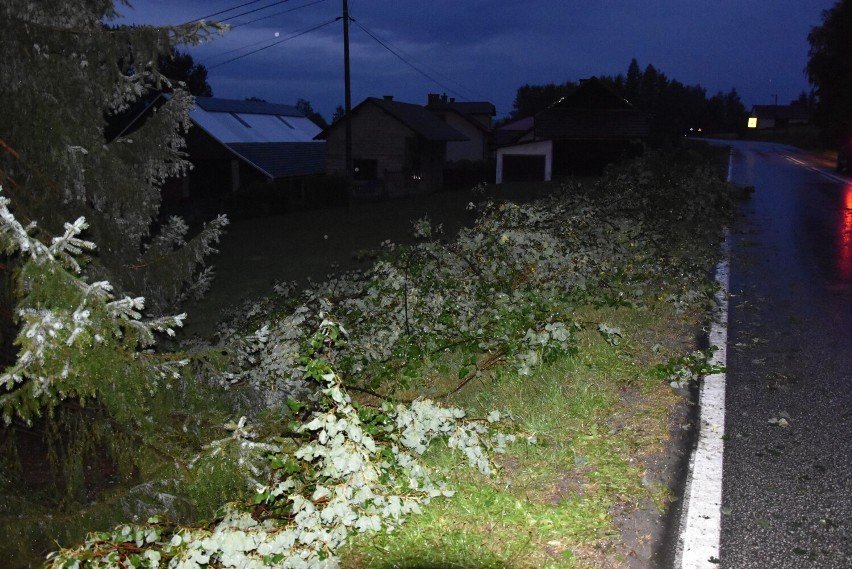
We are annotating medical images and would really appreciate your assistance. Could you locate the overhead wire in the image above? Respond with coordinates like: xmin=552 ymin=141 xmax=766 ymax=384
xmin=230 ymin=0 xmax=328 ymax=29
xmin=187 ymin=1 xmax=499 ymax=112
xmin=207 ymin=17 xmax=340 ymax=69
xmin=214 ymin=0 xmax=295 ymax=23
xmin=191 ymin=0 xmax=269 ymax=22
xmin=351 ymin=18 xmax=480 ymax=103
xmin=202 ymin=0 xmax=329 ymax=65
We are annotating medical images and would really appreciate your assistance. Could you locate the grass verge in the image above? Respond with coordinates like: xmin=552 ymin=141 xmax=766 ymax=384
xmin=340 ymin=300 xmax=701 ymax=568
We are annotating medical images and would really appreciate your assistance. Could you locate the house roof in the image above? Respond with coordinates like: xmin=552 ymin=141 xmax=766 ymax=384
xmin=227 ymin=142 xmax=326 ymax=179
xmin=192 ymin=96 xmax=321 ymax=144
xmin=317 ymin=97 xmax=468 ymax=142
xmin=195 ymin=97 xmax=303 ymax=117
xmin=493 ymin=117 xmax=535 ymax=147
xmin=190 ymin=96 xmax=325 ymax=179
xmin=750 ymin=105 xmax=811 ymax=121
xmin=425 ymin=94 xmax=496 ymax=117
xmin=550 ymin=77 xmax=634 ymax=110
xmin=534 ymin=77 xmax=649 ymax=140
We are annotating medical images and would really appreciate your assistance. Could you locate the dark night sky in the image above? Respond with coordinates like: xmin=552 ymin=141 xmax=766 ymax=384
xmin=118 ymin=0 xmax=838 ymax=121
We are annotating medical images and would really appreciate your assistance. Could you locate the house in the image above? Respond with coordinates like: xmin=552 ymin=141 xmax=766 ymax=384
xmin=425 ymin=93 xmax=495 ymax=162
xmin=495 ymin=77 xmax=650 ymax=182
xmin=316 ymin=96 xmax=468 ymax=196
xmin=165 ymin=96 xmax=326 ymax=218
xmin=747 ymin=105 xmax=811 ymax=129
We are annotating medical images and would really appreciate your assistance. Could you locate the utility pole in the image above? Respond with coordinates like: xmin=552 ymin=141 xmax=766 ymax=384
xmin=343 ymin=0 xmax=353 ymax=188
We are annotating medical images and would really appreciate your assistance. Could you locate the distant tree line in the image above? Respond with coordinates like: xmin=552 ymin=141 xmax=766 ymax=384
xmin=507 ymin=58 xmax=748 ymax=139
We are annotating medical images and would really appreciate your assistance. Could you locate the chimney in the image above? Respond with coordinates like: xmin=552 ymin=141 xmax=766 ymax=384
xmin=383 ymin=95 xmax=394 ymax=101
xmin=441 ymin=93 xmax=448 ymax=103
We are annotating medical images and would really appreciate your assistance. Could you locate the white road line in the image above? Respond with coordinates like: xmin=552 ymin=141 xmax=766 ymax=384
xmin=780 ymin=152 xmax=848 ymax=183
xmin=676 ymin=153 xmax=732 ymax=568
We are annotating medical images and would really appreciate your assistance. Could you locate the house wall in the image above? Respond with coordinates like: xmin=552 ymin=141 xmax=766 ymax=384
xmin=325 ymin=102 xmax=447 ymax=195
xmin=442 ymin=114 xmax=488 ymax=162
xmin=553 ymin=139 xmax=640 ymax=177
xmin=325 ymin=103 xmax=415 ymax=176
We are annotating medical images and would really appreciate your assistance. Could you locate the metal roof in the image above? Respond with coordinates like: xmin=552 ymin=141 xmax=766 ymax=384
xmin=195 ymin=97 xmax=303 ymax=117
xmin=190 ymin=97 xmax=325 ymax=178
xmin=227 ymin=142 xmax=326 ymax=179
xmin=191 ymin=97 xmax=322 ymax=144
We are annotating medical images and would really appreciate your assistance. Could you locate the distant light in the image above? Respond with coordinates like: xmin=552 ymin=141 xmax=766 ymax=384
xmin=274 ymin=32 xmax=280 ymax=38
xmin=747 ymin=117 xmax=758 ymax=129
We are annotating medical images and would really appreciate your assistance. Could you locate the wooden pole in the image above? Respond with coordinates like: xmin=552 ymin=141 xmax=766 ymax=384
xmin=343 ymin=0 xmax=353 ymax=191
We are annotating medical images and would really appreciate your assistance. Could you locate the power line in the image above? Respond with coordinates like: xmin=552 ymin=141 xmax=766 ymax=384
xmin=216 ymin=0 xmax=295 ymax=23
xmin=200 ymin=0 xmax=329 ymax=66
xmin=207 ymin=17 xmax=340 ymax=68
xmin=204 ymin=32 xmax=285 ymax=65
xmin=192 ymin=0 xmax=268 ymax=22
xmin=351 ymin=19 xmax=477 ymax=103
xmin=230 ymin=0 xmax=328 ymax=29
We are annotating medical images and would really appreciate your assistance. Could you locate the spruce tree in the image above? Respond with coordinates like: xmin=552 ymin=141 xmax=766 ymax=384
xmin=0 ymin=1 xmax=232 ymax=546
xmin=0 ymin=0 xmax=228 ymax=315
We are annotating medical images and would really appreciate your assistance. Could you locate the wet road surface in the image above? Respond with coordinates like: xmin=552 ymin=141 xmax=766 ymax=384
xmin=720 ymin=141 xmax=852 ymax=567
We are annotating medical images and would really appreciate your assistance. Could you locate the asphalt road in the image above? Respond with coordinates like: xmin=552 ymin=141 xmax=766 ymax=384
xmin=719 ymin=141 xmax=852 ymax=567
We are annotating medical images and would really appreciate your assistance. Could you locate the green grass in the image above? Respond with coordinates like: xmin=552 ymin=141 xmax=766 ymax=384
xmin=340 ymin=301 xmax=697 ymax=568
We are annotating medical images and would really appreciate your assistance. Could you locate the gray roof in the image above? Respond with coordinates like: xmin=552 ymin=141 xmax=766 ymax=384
xmin=425 ymin=98 xmax=496 ymax=117
xmin=227 ymin=142 xmax=326 ymax=179
xmin=368 ymin=98 xmax=468 ymax=141
xmin=319 ymin=97 xmax=468 ymax=142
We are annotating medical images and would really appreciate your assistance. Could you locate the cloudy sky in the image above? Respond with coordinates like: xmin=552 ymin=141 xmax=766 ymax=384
xmin=117 ymin=0 xmax=838 ymax=122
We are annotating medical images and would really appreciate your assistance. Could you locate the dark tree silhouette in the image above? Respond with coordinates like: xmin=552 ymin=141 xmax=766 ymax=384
xmin=331 ymin=105 xmax=346 ymax=124
xmin=295 ymin=98 xmax=328 ymax=129
xmin=507 ymin=59 xmax=747 ymax=138
xmin=806 ymin=0 xmax=852 ymax=144
xmin=158 ymin=48 xmax=213 ymax=97
xmin=508 ymin=82 xmax=577 ymax=121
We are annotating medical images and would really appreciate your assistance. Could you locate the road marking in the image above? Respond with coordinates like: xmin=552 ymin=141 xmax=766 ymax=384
xmin=678 ymin=255 xmax=729 ymax=568
xmin=780 ymin=152 xmax=848 ymax=183
xmin=676 ymin=154 xmax=732 ymax=568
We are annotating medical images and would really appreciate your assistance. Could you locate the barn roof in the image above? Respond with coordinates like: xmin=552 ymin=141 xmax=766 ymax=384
xmin=190 ymin=96 xmax=325 ymax=178
xmin=191 ymin=96 xmax=321 ymax=144
xmin=227 ymin=142 xmax=326 ymax=179
xmin=194 ymin=97 xmax=303 ymax=117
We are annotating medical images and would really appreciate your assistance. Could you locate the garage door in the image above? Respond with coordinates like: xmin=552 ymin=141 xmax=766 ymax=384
xmin=502 ymin=154 xmax=546 ymax=182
